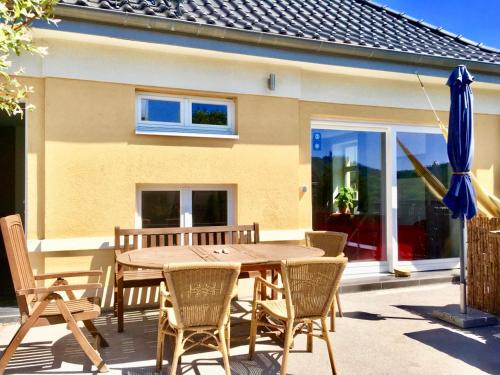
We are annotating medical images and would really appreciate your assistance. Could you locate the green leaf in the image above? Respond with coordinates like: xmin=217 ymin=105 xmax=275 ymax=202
xmin=0 ymin=0 xmax=58 ymax=117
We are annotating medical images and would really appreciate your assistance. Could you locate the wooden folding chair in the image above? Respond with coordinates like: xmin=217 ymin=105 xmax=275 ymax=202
xmin=0 ymin=214 xmax=109 ymax=373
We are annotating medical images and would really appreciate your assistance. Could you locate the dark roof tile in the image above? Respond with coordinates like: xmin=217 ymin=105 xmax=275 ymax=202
xmin=59 ymin=0 xmax=499 ymax=64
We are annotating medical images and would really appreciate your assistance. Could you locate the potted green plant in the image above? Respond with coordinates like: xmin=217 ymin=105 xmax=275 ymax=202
xmin=335 ymin=186 xmax=355 ymax=214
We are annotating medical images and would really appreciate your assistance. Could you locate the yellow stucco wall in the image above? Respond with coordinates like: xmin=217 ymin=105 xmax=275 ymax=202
xmin=22 ymin=77 xmax=500 ymax=240
xmin=39 ymin=78 xmax=300 ymax=238
xmin=17 ymin=76 xmax=500 ymax=308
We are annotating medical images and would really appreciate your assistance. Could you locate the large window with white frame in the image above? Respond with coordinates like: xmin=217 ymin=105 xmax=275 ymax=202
xmin=136 ymin=93 xmax=235 ymax=136
xmin=138 ymin=186 xmax=233 ymax=228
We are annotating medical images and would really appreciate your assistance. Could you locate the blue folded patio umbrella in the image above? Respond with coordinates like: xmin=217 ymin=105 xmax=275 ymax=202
xmin=443 ymin=65 xmax=477 ymax=314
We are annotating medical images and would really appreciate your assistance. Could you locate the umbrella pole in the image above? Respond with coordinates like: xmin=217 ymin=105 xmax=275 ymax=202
xmin=459 ymin=217 xmax=467 ymax=314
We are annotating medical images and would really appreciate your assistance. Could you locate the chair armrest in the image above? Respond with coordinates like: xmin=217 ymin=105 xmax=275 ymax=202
xmin=34 ymin=270 xmax=102 ymax=280
xmin=159 ymin=281 xmax=172 ymax=311
xmin=17 ymin=283 xmax=102 ymax=296
xmin=255 ymin=276 xmax=284 ymax=293
xmin=253 ymin=276 xmax=284 ymax=301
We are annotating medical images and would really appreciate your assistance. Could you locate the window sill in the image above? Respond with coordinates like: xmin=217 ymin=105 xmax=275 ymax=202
xmin=136 ymin=130 xmax=239 ymax=140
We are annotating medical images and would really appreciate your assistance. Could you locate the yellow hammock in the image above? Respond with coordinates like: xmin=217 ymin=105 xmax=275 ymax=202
xmin=398 ymin=135 xmax=500 ymax=217
xmin=407 ymin=73 xmax=500 ymax=218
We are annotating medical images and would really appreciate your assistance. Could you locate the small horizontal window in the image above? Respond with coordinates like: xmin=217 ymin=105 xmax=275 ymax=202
xmin=136 ymin=93 xmax=235 ymax=136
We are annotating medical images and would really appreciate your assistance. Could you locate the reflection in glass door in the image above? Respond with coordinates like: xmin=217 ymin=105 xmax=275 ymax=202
xmin=396 ymin=132 xmax=460 ymax=260
xmin=311 ymin=129 xmax=386 ymax=261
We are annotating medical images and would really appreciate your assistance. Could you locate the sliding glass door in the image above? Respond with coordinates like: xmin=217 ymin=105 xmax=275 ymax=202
xmin=311 ymin=122 xmax=459 ymax=272
xmin=396 ymin=132 xmax=460 ymax=260
xmin=311 ymin=128 xmax=386 ymax=262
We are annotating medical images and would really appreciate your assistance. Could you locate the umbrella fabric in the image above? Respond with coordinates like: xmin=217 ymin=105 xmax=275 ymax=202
xmin=442 ymin=65 xmax=477 ymax=220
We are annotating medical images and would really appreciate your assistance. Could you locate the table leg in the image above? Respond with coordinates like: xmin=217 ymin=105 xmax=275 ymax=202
xmin=260 ymin=269 xmax=267 ymax=300
xmin=271 ymin=268 xmax=279 ymax=300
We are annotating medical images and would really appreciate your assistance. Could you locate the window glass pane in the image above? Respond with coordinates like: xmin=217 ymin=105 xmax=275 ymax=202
xmin=141 ymin=191 xmax=180 ymax=228
xmin=192 ymin=191 xmax=228 ymax=226
xmin=397 ymin=133 xmax=459 ymax=260
xmin=191 ymin=102 xmax=228 ymax=126
xmin=141 ymin=99 xmax=181 ymax=123
xmin=311 ymin=129 xmax=386 ymax=261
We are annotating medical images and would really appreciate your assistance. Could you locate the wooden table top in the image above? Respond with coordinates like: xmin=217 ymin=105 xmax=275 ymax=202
xmin=116 ymin=243 xmax=325 ymax=270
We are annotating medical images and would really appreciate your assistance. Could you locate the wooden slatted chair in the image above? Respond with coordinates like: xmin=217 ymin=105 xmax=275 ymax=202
xmin=156 ymin=262 xmax=240 ymax=374
xmin=114 ymin=223 xmax=259 ymax=332
xmin=305 ymin=231 xmax=348 ymax=331
xmin=0 ymin=214 xmax=109 ymax=373
xmin=248 ymin=257 xmax=347 ymax=375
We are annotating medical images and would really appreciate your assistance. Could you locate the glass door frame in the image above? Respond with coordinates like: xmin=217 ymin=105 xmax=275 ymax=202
xmin=392 ymin=125 xmax=460 ymax=272
xmin=311 ymin=119 xmax=460 ymax=274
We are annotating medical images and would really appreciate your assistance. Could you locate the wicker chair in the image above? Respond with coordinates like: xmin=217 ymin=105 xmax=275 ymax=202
xmin=156 ymin=262 xmax=240 ymax=375
xmin=248 ymin=257 xmax=347 ymax=375
xmin=305 ymin=231 xmax=348 ymax=331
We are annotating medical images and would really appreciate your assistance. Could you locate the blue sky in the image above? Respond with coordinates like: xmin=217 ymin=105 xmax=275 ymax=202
xmin=379 ymin=0 xmax=500 ymax=49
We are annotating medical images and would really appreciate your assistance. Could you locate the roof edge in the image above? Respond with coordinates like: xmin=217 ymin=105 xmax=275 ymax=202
xmin=357 ymin=0 xmax=499 ymax=54
xmin=54 ymin=4 xmax=500 ymax=77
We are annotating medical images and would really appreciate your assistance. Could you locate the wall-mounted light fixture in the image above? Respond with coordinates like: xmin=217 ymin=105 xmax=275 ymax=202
xmin=268 ymin=73 xmax=276 ymax=90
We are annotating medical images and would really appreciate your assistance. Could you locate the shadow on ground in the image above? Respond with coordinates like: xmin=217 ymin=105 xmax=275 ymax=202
xmin=2 ymin=304 xmax=285 ymax=375
xmin=395 ymin=304 xmax=500 ymax=375
xmin=343 ymin=311 xmax=425 ymax=321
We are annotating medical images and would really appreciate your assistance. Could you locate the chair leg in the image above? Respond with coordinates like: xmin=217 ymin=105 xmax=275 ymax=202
xmin=225 ymin=323 xmax=231 ymax=354
xmin=321 ymin=318 xmax=338 ymax=375
xmin=330 ymin=303 xmax=336 ymax=332
xmin=59 ymin=283 xmax=110 ymax=348
xmin=55 ymin=298 xmax=108 ymax=373
xmin=0 ymin=299 xmax=49 ymax=373
xmin=280 ymin=320 xmax=294 ymax=375
xmin=117 ymin=281 xmax=124 ymax=333
xmin=219 ymin=327 xmax=231 ymax=375
xmin=170 ymin=329 xmax=184 ymax=375
xmin=307 ymin=322 xmax=313 ymax=352
xmin=336 ymin=291 xmax=343 ymax=317
xmin=156 ymin=314 xmax=166 ymax=371
xmin=248 ymin=306 xmax=258 ymax=360
xmin=83 ymin=320 xmax=109 ymax=348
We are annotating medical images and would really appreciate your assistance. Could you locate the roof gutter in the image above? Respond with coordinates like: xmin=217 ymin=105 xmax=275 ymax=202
xmin=54 ymin=5 xmax=500 ymax=78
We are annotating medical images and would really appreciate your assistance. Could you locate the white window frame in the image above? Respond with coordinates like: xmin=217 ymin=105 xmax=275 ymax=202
xmin=136 ymin=185 xmax=234 ymax=229
xmin=136 ymin=93 xmax=236 ymax=137
xmin=311 ymin=119 xmax=459 ymax=275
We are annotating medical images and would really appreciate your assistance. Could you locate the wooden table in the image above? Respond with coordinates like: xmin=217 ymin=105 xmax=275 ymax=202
xmin=116 ymin=243 xmax=324 ymax=299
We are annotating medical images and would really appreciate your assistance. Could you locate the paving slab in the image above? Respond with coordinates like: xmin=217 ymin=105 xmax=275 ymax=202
xmin=1 ymin=284 xmax=499 ymax=375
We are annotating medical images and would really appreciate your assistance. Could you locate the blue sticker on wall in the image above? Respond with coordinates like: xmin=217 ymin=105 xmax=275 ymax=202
xmin=313 ymin=132 xmax=321 ymax=151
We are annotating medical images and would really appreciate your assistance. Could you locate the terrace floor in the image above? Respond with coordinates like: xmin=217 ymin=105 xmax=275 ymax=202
xmin=1 ymin=283 xmax=499 ymax=375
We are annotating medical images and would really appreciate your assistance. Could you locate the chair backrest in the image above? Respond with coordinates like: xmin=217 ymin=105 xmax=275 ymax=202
xmin=115 ymin=223 xmax=259 ymax=253
xmin=281 ymin=257 xmax=347 ymax=320
xmin=163 ymin=262 xmax=240 ymax=328
xmin=305 ymin=231 xmax=348 ymax=257
xmin=0 ymin=214 xmax=36 ymax=316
